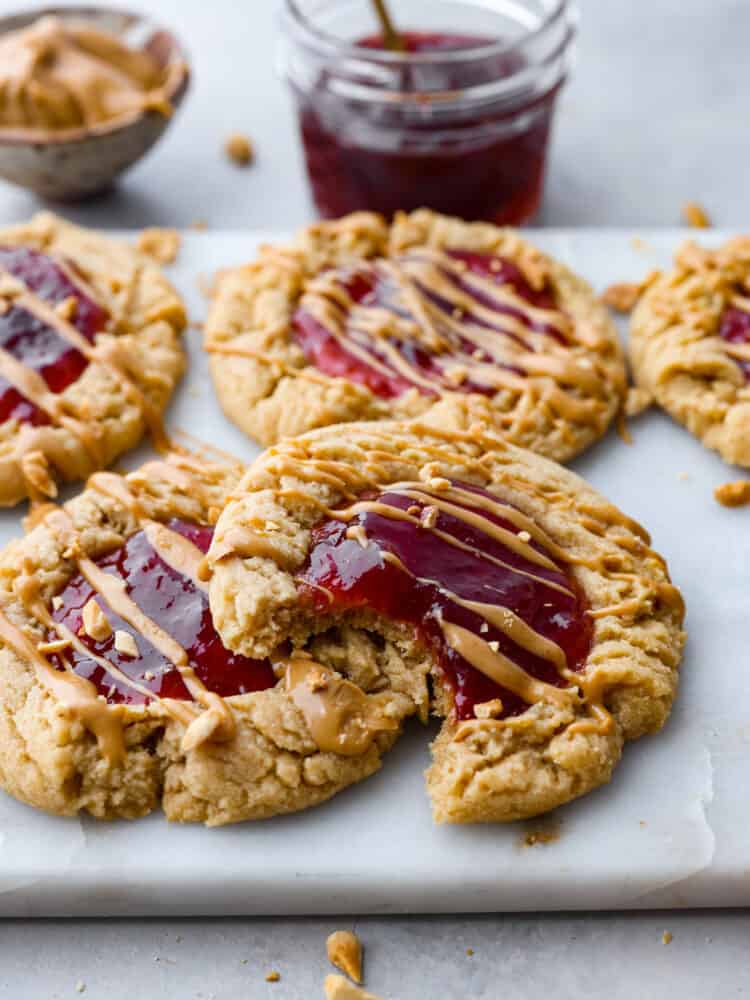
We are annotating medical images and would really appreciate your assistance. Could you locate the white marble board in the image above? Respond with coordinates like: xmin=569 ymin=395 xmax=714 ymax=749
xmin=0 ymin=229 xmax=744 ymax=916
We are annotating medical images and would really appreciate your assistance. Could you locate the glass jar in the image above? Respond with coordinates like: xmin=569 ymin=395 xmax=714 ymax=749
xmin=279 ymin=0 xmax=577 ymax=225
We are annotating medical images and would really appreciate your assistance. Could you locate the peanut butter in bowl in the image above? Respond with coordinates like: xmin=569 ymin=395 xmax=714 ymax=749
xmin=0 ymin=6 xmax=189 ymax=200
xmin=0 ymin=14 xmax=181 ymax=136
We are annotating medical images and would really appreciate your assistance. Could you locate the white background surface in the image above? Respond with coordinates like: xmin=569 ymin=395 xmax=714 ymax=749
xmin=0 ymin=1 xmax=749 ymax=998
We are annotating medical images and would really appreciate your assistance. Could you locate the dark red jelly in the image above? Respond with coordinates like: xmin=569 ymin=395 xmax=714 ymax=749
xmin=0 ymin=246 xmax=108 ymax=342
xmin=719 ymin=303 xmax=750 ymax=380
xmin=0 ymin=247 xmax=110 ymax=426
xmin=293 ymin=249 xmax=559 ymax=399
xmin=51 ymin=519 xmax=275 ymax=705
xmin=294 ymin=31 xmax=561 ymax=224
xmin=295 ymin=480 xmax=592 ymax=720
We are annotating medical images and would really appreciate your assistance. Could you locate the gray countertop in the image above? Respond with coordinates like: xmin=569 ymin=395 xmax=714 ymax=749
xmin=0 ymin=1 xmax=748 ymax=997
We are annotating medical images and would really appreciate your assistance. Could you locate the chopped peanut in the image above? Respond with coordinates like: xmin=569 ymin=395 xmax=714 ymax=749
xmin=114 ymin=629 xmax=139 ymax=658
xmin=600 ymin=282 xmax=642 ymax=313
xmin=714 ymin=480 xmax=750 ymax=508
xmin=82 ymin=599 xmax=112 ymax=642
xmin=682 ymin=201 xmax=711 ymax=229
xmin=225 ymin=132 xmax=254 ymax=166
xmin=327 ymin=930 xmax=363 ymax=984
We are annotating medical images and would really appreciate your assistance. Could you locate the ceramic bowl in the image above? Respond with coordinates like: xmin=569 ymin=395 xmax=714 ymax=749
xmin=0 ymin=6 xmax=190 ymax=201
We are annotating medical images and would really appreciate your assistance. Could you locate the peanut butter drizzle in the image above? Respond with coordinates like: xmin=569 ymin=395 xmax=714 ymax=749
xmin=440 ymin=621 xmax=578 ymax=711
xmin=143 ymin=521 xmax=208 ymax=593
xmin=0 ymin=15 xmax=177 ymax=135
xmin=0 ymin=271 xmax=173 ymax=467
xmin=293 ymin=248 xmax=613 ymax=418
xmin=283 ymin=655 xmax=398 ymax=756
xmin=37 ymin=493 xmax=236 ymax=752
xmin=0 ymin=603 xmax=125 ymax=764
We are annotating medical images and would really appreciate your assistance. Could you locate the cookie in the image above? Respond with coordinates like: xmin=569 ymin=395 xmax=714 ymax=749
xmin=207 ymin=420 xmax=685 ymax=823
xmin=630 ymin=238 xmax=750 ymax=466
xmin=0 ymin=454 xmax=424 ymax=825
xmin=0 ymin=212 xmax=186 ymax=506
xmin=205 ymin=210 xmax=625 ymax=462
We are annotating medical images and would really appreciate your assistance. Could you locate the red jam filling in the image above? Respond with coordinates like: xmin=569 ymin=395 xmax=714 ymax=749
xmin=295 ymin=480 xmax=592 ymax=721
xmin=297 ymin=31 xmax=559 ymax=225
xmin=50 ymin=520 xmax=275 ymax=705
xmin=292 ymin=249 xmax=559 ymax=400
xmin=0 ymin=247 xmax=109 ymax=426
xmin=719 ymin=302 xmax=750 ymax=380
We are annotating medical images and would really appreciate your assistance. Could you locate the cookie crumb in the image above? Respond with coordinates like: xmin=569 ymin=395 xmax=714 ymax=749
xmin=625 ymin=386 xmax=653 ymax=417
xmin=714 ymin=480 xmax=750 ymax=508
xmin=137 ymin=227 xmax=181 ymax=265
xmin=114 ymin=629 xmax=139 ymax=658
xmin=225 ymin=132 xmax=254 ymax=166
xmin=601 ymin=282 xmax=641 ymax=313
xmin=324 ymin=975 xmax=383 ymax=1000
xmin=682 ymin=201 xmax=711 ymax=229
xmin=522 ymin=819 xmax=561 ymax=847
xmin=82 ymin=599 xmax=112 ymax=642
xmin=265 ymin=971 xmax=281 ymax=983
xmin=662 ymin=930 xmax=673 ymax=945
xmin=326 ymin=929 xmax=362 ymax=983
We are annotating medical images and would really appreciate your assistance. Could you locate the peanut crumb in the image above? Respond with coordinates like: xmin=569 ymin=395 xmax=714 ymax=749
xmin=428 ymin=477 xmax=451 ymax=492
xmin=487 ymin=640 xmax=500 ymax=653
xmin=324 ymin=975 xmax=383 ymax=1000
xmin=421 ymin=505 xmax=439 ymax=528
xmin=474 ymin=699 xmax=504 ymax=719
xmin=480 ymin=622 xmax=489 ymax=633
xmin=55 ymin=296 xmax=77 ymax=321
xmin=682 ymin=201 xmax=711 ymax=229
xmin=466 ymin=948 xmax=475 ymax=957
xmin=82 ymin=599 xmax=112 ymax=642
xmin=114 ymin=630 xmax=139 ymax=658
xmin=225 ymin=132 xmax=254 ymax=166
xmin=137 ymin=227 xmax=181 ymax=265
xmin=662 ymin=931 xmax=673 ymax=945
xmin=517 ymin=530 xmax=531 ymax=543
xmin=625 ymin=386 xmax=653 ymax=417
xmin=51 ymin=595 xmax=64 ymax=610
xmin=406 ymin=505 xmax=420 ymax=516
xmin=714 ymin=480 xmax=750 ymax=508
xmin=600 ymin=282 xmax=642 ymax=313
xmin=326 ymin=930 xmax=362 ymax=983
xmin=307 ymin=667 xmax=330 ymax=693
xmin=265 ymin=971 xmax=281 ymax=983
xmin=143 ymin=670 xmax=155 ymax=681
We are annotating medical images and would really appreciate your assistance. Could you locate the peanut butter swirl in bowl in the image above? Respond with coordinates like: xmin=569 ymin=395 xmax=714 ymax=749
xmin=0 ymin=7 xmax=189 ymax=200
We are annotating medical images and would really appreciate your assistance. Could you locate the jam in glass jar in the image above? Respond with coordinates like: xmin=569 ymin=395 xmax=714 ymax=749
xmin=279 ymin=0 xmax=577 ymax=225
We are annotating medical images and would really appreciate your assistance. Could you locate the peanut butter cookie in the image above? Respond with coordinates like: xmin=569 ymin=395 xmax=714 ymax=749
xmin=205 ymin=210 xmax=625 ymax=462
xmin=630 ymin=238 xmax=750 ymax=467
xmin=0 ymin=212 xmax=186 ymax=506
xmin=0 ymin=454 xmax=424 ymax=824
xmin=207 ymin=420 xmax=685 ymax=823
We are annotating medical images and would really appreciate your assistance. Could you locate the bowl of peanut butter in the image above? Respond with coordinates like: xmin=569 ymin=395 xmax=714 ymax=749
xmin=0 ymin=6 xmax=189 ymax=200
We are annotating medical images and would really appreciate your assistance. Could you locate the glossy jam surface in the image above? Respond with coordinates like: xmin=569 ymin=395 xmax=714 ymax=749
xmin=0 ymin=247 xmax=109 ymax=426
xmin=719 ymin=303 xmax=750 ymax=380
xmin=295 ymin=480 xmax=592 ymax=720
xmin=51 ymin=519 xmax=275 ymax=705
xmin=296 ymin=31 xmax=559 ymax=224
xmin=293 ymin=249 xmax=558 ymax=400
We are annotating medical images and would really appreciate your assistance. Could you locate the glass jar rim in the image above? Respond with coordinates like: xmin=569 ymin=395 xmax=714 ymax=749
xmin=282 ymin=0 xmax=571 ymax=64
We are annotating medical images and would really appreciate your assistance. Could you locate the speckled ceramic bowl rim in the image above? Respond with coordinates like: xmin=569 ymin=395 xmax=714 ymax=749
xmin=0 ymin=4 xmax=190 ymax=145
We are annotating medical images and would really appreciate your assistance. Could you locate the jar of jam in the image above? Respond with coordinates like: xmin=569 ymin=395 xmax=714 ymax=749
xmin=279 ymin=0 xmax=577 ymax=225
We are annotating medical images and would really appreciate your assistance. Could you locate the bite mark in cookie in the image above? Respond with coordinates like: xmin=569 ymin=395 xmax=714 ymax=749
xmin=205 ymin=210 xmax=625 ymax=462
xmin=0 ymin=455 xmax=423 ymax=824
xmin=0 ymin=213 xmax=186 ymax=505
xmin=208 ymin=421 xmax=685 ymax=823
